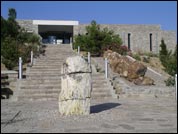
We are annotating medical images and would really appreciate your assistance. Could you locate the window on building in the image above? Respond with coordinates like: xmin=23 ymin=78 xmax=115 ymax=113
xmin=150 ymin=33 xmax=152 ymax=51
xmin=128 ymin=33 xmax=131 ymax=50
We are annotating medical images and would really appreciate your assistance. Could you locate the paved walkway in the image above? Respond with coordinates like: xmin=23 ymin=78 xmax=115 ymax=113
xmin=1 ymin=97 xmax=177 ymax=133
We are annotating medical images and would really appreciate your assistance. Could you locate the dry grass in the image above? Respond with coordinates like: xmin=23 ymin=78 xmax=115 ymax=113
xmin=1 ymin=63 xmax=7 ymax=70
xmin=140 ymin=56 xmax=170 ymax=78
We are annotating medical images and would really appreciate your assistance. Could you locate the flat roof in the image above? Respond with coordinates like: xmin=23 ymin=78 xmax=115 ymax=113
xmin=33 ymin=20 xmax=79 ymax=26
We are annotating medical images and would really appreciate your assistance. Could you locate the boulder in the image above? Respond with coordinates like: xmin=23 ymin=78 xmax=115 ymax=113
xmin=103 ymin=50 xmax=154 ymax=85
xmin=104 ymin=51 xmax=131 ymax=77
xmin=103 ymin=49 xmax=113 ymax=59
xmin=134 ymin=76 xmax=154 ymax=85
xmin=141 ymin=76 xmax=154 ymax=85
xmin=127 ymin=61 xmax=147 ymax=81
xmin=59 ymin=56 xmax=92 ymax=115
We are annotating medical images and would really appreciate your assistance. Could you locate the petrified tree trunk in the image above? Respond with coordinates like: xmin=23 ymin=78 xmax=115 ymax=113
xmin=104 ymin=50 xmax=154 ymax=85
xmin=59 ymin=56 xmax=92 ymax=115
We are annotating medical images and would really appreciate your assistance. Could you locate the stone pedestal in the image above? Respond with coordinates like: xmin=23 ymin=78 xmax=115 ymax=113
xmin=59 ymin=56 xmax=91 ymax=115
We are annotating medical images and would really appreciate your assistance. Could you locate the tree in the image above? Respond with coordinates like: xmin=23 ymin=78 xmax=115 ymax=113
xmin=74 ymin=20 xmax=123 ymax=56
xmin=159 ymin=39 xmax=177 ymax=86
xmin=1 ymin=8 xmax=41 ymax=70
xmin=159 ymin=39 xmax=168 ymax=67
xmin=8 ymin=8 xmax=17 ymax=20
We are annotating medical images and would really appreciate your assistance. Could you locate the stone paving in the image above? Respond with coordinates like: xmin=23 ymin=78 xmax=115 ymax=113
xmin=1 ymin=97 xmax=177 ymax=133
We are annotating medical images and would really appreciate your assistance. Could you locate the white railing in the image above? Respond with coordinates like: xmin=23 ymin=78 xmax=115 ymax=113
xmin=175 ymin=74 xmax=177 ymax=101
xmin=105 ymin=58 xmax=108 ymax=79
xmin=78 ymin=46 xmax=80 ymax=54
xmin=88 ymin=52 xmax=91 ymax=65
xmin=18 ymin=57 xmax=22 ymax=79
xmin=31 ymin=51 xmax=33 ymax=66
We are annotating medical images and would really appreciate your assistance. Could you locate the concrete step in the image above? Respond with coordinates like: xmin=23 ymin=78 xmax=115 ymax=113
xmin=32 ymin=65 xmax=62 ymax=68
xmin=20 ymin=85 xmax=61 ymax=89
xmin=34 ymin=63 xmax=63 ymax=65
xmin=29 ymin=68 xmax=61 ymax=71
xmin=30 ymin=66 xmax=62 ymax=69
xmin=91 ymin=93 xmax=112 ymax=99
xmin=35 ymin=59 xmax=64 ymax=61
xmin=92 ymin=83 xmax=107 ymax=87
xmin=20 ymin=89 xmax=60 ymax=94
xmin=27 ymin=73 xmax=61 ymax=76
xmin=92 ymin=75 xmax=106 ymax=78
xmin=19 ymin=92 xmax=58 ymax=97
xmin=20 ymin=79 xmax=61 ymax=84
xmin=26 ymin=76 xmax=61 ymax=80
xmin=18 ymin=95 xmax=58 ymax=101
xmin=35 ymin=60 xmax=63 ymax=63
xmin=28 ymin=71 xmax=61 ymax=75
xmin=33 ymin=63 xmax=63 ymax=66
xmin=92 ymin=87 xmax=110 ymax=91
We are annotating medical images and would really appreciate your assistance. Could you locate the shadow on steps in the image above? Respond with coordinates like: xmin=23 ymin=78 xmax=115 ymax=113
xmin=90 ymin=102 xmax=121 ymax=113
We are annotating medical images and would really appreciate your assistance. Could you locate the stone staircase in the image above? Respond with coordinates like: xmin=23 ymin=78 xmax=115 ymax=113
xmin=16 ymin=44 xmax=116 ymax=101
xmin=17 ymin=44 xmax=74 ymax=101
xmin=92 ymin=73 xmax=117 ymax=99
xmin=92 ymin=57 xmax=175 ymax=99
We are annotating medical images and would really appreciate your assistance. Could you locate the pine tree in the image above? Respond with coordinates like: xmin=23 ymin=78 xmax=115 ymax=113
xmin=159 ymin=39 xmax=168 ymax=67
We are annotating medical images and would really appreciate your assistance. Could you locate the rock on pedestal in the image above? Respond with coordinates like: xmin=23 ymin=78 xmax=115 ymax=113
xmin=59 ymin=56 xmax=92 ymax=115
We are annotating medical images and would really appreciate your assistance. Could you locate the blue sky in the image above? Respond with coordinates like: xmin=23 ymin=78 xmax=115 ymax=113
xmin=1 ymin=1 xmax=177 ymax=32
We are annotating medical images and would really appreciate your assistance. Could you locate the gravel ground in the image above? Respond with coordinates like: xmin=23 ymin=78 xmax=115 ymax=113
xmin=1 ymin=97 xmax=177 ymax=133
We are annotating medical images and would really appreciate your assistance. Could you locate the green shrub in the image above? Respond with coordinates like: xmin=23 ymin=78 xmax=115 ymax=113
xmin=159 ymin=39 xmax=177 ymax=77
xmin=142 ymin=56 xmax=150 ymax=63
xmin=159 ymin=39 xmax=177 ymax=86
xmin=164 ymin=77 xmax=175 ymax=86
xmin=159 ymin=39 xmax=169 ymax=67
xmin=73 ymin=20 xmax=122 ymax=56
xmin=1 ymin=8 xmax=41 ymax=70
xmin=144 ymin=52 xmax=158 ymax=57
xmin=132 ymin=53 xmax=141 ymax=61
xmin=1 ymin=37 xmax=19 ymax=69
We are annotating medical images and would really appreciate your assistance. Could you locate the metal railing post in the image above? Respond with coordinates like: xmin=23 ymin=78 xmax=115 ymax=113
xmin=31 ymin=51 xmax=33 ymax=66
xmin=105 ymin=58 xmax=108 ymax=79
xmin=19 ymin=57 xmax=22 ymax=79
xmin=78 ymin=46 xmax=80 ymax=54
xmin=88 ymin=52 xmax=91 ymax=64
xmin=175 ymin=74 xmax=177 ymax=101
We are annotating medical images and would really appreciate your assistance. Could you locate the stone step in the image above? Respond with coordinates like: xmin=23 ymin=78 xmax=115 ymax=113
xmin=19 ymin=92 xmax=58 ymax=97
xmin=92 ymin=80 xmax=107 ymax=84
xmin=20 ymin=85 xmax=61 ymax=89
xmin=30 ymin=66 xmax=62 ymax=69
xmin=27 ymin=73 xmax=61 ymax=76
xmin=27 ymin=76 xmax=61 ymax=80
xmin=92 ymin=90 xmax=111 ymax=94
xmin=35 ymin=60 xmax=64 ymax=62
xmin=34 ymin=62 xmax=63 ymax=65
xmin=92 ymin=75 xmax=105 ymax=79
xmin=91 ymin=93 xmax=112 ymax=98
xmin=31 ymin=65 xmax=62 ymax=68
xmin=18 ymin=95 xmax=58 ymax=101
xmin=36 ymin=58 xmax=64 ymax=61
xmin=28 ymin=71 xmax=61 ymax=75
xmin=33 ymin=63 xmax=63 ymax=66
xmin=26 ymin=75 xmax=61 ymax=79
xmin=20 ymin=89 xmax=60 ymax=94
xmin=36 ymin=59 xmax=64 ymax=61
xmin=92 ymin=83 xmax=107 ymax=87
xmin=20 ymin=79 xmax=61 ymax=84
xmin=29 ymin=68 xmax=61 ymax=71
xmin=92 ymin=87 xmax=110 ymax=91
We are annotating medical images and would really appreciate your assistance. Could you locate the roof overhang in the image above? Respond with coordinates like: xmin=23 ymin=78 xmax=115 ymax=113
xmin=33 ymin=20 xmax=79 ymax=26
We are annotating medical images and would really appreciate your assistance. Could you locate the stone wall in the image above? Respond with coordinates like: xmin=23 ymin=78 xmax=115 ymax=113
xmin=17 ymin=20 xmax=38 ymax=34
xmin=160 ymin=30 xmax=177 ymax=51
xmin=75 ymin=24 xmax=176 ymax=54
xmin=17 ymin=19 xmax=176 ymax=54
